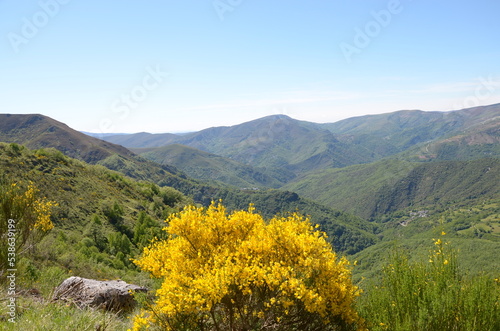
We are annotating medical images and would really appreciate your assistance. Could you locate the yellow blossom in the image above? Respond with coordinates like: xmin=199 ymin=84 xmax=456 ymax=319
xmin=132 ymin=201 xmax=365 ymax=330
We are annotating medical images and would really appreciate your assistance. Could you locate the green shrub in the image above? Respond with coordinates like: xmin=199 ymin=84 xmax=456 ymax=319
xmin=358 ymin=233 xmax=500 ymax=330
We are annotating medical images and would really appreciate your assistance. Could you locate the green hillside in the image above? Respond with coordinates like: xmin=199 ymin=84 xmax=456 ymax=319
xmin=284 ymin=158 xmax=500 ymax=219
xmin=372 ymin=158 xmax=500 ymax=215
xmin=322 ymin=104 xmax=500 ymax=158
xmin=402 ymin=116 xmax=500 ymax=161
xmin=135 ymin=143 xmax=288 ymax=188
xmin=0 ymin=140 xmax=380 ymax=331
xmin=0 ymin=114 xmax=135 ymax=163
xmin=100 ymin=105 xmax=499 ymax=192
xmin=352 ymin=197 xmax=500 ymax=281
xmin=0 ymin=141 xmax=377 ymax=258
xmin=0 ymin=114 xmax=188 ymax=186
xmin=0 ymin=142 xmax=191 ymax=282
xmin=282 ymin=159 xmax=417 ymax=218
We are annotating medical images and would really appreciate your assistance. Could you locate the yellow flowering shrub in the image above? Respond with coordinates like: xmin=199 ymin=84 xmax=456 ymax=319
xmin=132 ymin=202 xmax=365 ymax=330
xmin=1 ymin=179 xmax=56 ymax=280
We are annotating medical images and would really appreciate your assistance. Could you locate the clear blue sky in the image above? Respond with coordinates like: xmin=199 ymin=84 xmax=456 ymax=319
xmin=1 ymin=0 xmax=499 ymax=133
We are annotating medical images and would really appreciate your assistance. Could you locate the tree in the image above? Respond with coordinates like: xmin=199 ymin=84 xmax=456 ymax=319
xmin=133 ymin=211 xmax=162 ymax=249
xmin=0 ymin=179 xmax=56 ymax=281
xmin=108 ymin=232 xmax=131 ymax=256
xmin=132 ymin=202 xmax=365 ymax=330
xmin=83 ymin=214 xmax=107 ymax=251
xmin=102 ymin=201 xmax=124 ymax=226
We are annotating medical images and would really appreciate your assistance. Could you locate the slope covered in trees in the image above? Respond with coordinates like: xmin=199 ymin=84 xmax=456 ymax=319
xmin=135 ymin=143 xmax=288 ymax=188
xmin=284 ymin=158 xmax=500 ymax=219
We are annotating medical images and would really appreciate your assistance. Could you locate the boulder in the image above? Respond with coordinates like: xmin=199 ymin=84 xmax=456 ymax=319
xmin=52 ymin=276 xmax=147 ymax=313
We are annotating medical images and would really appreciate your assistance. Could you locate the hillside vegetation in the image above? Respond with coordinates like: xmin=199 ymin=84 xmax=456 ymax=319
xmin=0 ymin=142 xmax=192 ymax=280
xmin=284 ymin=158 xmax=500 ymax=219
xmin=0 ymin=114 xmax=190 ymax=188
xmin=0 ymin=141 xmax=377 ymax=257
xmin=321 ymin=104 xmax=500 ymax=159
xmin=1 ymin=105 xmax=500 ymax=330
xmin=134 ymin=143 xmax=287 ymax=188
xmin=352 ymin=197 xmax=500 ymax=281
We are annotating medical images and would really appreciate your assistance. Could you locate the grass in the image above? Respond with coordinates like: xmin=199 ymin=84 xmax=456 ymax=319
xmin=0 ymin=291 xmax=133 ymax=330
xmin=0 ymin=259 xmax=145 ymax=331
xmin=357 ymin=236 xmax=500 ymax=331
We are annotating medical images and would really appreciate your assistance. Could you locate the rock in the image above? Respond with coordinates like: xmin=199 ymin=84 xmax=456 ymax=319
xmin=52 ymin=276 xmax=147 ymax=313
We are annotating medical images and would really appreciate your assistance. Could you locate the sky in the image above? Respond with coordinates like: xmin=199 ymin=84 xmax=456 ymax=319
xmin=1 ymin=0 xmax=499 ymax=133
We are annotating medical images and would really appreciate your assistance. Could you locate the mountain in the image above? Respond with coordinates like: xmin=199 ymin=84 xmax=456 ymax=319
xmin=3 ymin=107 xmax=499 ymax=254
xmin=321 ymin=104 xmax=500 ymax=159
xmin=403 ymin=115 xmax=500 ymax=161
xmin=134 ymin=144 xmax=287 ymax=188
xmin=283 ymin=158 xmax=500 ymax=219
xmin=94 ymin=131 xmax=179 ymax=148
xmin=0 ymin=114 xmax=135 ymax=163
xmin=0 ymin=113 xmax=188 ymax=184
xmin=105 ymin=115 xmax=373 ymax=173
xmin=100 ymin=105 xmax=500 ymax=191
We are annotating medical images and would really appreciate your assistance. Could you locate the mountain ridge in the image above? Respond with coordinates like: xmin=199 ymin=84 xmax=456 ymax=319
xmin=0 ymin=113 xmax=136 ymax=164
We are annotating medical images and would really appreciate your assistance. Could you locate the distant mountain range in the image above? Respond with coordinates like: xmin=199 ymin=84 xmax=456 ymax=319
xmin=3 ymin=104 xmax=498 ymax=221
xmin=104 ymin=114 xmax=372 ymax=172
xmin=92 ymin=104 xmax=500 ymax=217
xmin=101 ymin=104 xmax=499 ymax=161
